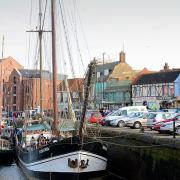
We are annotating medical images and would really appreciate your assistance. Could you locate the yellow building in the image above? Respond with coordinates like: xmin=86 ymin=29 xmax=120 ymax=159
xmin=109 ymin=51 xmax=140 ymax=81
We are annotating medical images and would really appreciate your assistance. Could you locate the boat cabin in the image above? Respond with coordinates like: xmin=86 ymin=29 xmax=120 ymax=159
xmin=22 ymin=120 xmax=52 ymax=148
xmin=0 ymin=139 xmax=11 ymax=150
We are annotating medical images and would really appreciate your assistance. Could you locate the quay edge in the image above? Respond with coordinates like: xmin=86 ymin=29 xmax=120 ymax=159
xmin=87 ymin=126 xmax=180 ymax=150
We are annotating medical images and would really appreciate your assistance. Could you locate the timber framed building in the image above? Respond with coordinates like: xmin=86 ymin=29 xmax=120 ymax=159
xmin=132 ymin=64 xmax=180 ymax=109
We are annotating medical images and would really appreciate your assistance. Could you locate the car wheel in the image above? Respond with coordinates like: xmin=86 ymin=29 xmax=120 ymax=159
xmin=117 ymin=120 xmax=125 ymax=128
xmin=176 ymin=126 xmax=180 ymax=135
xmin=133 ymin=122 xmax=142 ymax=129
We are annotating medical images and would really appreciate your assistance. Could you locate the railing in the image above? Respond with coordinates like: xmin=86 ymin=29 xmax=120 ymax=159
xmin=0 ymin=139 xmax=11 ymax=150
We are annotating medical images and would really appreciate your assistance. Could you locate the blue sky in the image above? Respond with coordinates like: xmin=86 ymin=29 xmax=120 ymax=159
xmin=0 ymin=0 xmax=180 ymax=77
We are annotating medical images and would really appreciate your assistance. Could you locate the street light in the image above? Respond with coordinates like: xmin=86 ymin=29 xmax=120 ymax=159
xmin=102 ymin=52 xmax=105 ymax=107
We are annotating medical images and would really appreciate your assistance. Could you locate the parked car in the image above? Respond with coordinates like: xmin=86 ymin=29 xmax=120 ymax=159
xmin=160 ymin=108 xmax=180 ymax=113
xmin=159 ymin=113 xmax=180 ymax=134
xmin=126 ymin=113 xmax=149 ymax=129
xmin=110 ymin=112 xmax=144 ymax=127
xmin=104 ymin=106 xmax=148 ymax=126
xmin=86 ymin=111 xmax=103 ymax=124
xmin=146 ymin=112 xmax=173 ymax=129
xmin=152 ymin=113 xmax=179 ymax=131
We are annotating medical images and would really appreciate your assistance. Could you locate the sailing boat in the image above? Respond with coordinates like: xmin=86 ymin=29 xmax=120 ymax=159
xmin=16 ymin=0 xmax=107 ymax=179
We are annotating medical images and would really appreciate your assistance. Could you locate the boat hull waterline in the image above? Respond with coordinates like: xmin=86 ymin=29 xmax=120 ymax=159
xmin=18 ymin=138 xmax=107 ymax=179
xmin=19 ymin=151 xmax=107 ymax=173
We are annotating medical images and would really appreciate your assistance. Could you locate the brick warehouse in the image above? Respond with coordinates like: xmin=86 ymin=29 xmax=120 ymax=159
xmin=1 ymin=56 xmax=66 ymax=113
xmin=0 ymin=56 xmax=23 ymax=113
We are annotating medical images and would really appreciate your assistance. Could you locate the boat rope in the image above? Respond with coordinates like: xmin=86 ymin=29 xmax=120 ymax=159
xmin=97 ymin=139 xmax=177 ymax=149
xmin=58 ymin=0 xmax=76 ymax=78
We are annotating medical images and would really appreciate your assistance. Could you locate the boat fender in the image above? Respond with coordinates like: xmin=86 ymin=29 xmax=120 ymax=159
xmin=102 ymin=145 xmax=107 ymax=151
xmin=68 ymin=158 xmax=78 ymax=168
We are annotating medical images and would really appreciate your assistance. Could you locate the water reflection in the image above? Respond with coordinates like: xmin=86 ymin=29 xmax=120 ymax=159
xmin=0 ymin=163 xmax=27 ymax=180
xmin=0 ymin=162 xmax=124 ymax=180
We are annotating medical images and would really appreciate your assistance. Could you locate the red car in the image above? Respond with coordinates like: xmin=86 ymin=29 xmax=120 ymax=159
xmin=152 ymin=119 xmax=173 ymax=131
xmin=152 ymin=113 xmax=180 ymax=132
xmin=88 ymin=111 xmax=103 ymax=124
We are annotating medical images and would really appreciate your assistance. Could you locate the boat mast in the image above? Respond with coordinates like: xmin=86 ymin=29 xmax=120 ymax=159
xmin=39 ymin=0 xmax=43 ymax=116
xmin=27 ymin=0 xmax=50 ymax=116
xmin=0 ymin=35 xmax=4 ymax=134
xmin=51 ymin=0 xmax=59 ymax=135
xmin=79 ymin=60 xmax=96 ymax=140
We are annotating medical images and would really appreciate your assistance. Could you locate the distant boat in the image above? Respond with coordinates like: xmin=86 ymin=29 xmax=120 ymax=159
xmin=0 ymin=137 xmax=15 ymax=163
xmin=0 ymin=120 xmax=15 ymax=164
xmin=16 ymin=0 xmax=107 ymax=179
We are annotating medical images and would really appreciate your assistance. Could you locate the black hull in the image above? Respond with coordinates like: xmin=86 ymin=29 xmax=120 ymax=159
xmin=18 ymin=161 xmax=106 ymax=180
xmin=0 ymin=149 xmax=15 ymax=164
xmin=17 ymin=136 xmax=107 ymax=180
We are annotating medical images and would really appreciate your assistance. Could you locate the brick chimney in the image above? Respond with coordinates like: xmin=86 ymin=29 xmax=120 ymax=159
xmin=164 ymin=62 xmax=169 ymax=71
xmin=119 ymin=51 xmax=125 ymax=63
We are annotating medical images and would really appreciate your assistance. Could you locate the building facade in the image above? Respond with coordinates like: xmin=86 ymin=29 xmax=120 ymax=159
xmin=0 ymin=57 xmax=24 ymax=113
xmin=4 ymin=68 xmax=66 ymax=113
xmin=132 ymin=64 xmax=180 ymax=109
xmin=57 ymin=78 xmax=84 ymax=111
xmin=94 ymin=51 xmax=146 ymax=109
xmin=173 ymin=74 xmax=180 ymax=107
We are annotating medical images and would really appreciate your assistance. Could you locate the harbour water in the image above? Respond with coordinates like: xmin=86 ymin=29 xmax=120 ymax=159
xmin=0 ymin=163 xmax=27 ymax=180
xmin=0 ymin=163 xmax=123 ymax=180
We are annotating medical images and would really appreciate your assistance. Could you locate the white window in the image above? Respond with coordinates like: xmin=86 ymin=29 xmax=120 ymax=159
xmin=135 ymin=86 xmax=141 ymax=97
xmin=97 ymin=72 xmax=100 ymax=78
xmin=104 ymin=69 xmax=109 ymax=76
xmin=150 ymin=86 xmax=156 ymax=96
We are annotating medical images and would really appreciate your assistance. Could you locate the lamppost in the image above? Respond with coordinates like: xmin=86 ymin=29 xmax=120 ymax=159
xmin=102 ymin=52 xmax=105 ymax=107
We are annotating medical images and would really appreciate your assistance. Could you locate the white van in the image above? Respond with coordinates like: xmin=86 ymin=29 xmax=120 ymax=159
xmin=104 ymin=106 xmax=148 ymax=127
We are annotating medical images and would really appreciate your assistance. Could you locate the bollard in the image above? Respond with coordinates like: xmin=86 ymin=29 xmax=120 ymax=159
xmin=173 ymin=118 xmax=176 ymax=138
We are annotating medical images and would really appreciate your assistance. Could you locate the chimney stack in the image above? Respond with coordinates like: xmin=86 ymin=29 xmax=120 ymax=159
xmin=119 ymin=51 xmax=125 ymax=63
xmin=164 ymin=62 xmax=169 ymax=71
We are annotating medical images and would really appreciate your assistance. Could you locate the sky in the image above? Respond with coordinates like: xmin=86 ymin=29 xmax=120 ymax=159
xmin=0 ymin=0 xmax=180 ymax=77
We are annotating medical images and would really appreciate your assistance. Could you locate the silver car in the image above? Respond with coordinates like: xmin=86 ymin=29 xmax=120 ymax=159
xmin=109 ymin=112 xmax=144 ymax=127
xmin=146 ymin=112 xmax=173 ymax=129
xmin=126 ymin=113 xmax=149 ymax=129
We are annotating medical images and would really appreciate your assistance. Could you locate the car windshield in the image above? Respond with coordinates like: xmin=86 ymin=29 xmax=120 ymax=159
xmin=167 ymin=113 xmax=178 ymax=119
xmin=109 ymin=110 xmax=122 ymax=116
xmin=148 ymin=113 xmax=156 ymax=119
xmin=138 ymin=113 xmax=146 ymax=118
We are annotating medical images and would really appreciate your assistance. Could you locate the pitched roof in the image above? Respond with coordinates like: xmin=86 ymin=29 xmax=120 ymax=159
xmin=96 ymin=61 xmax=119 ymax=81
xmin=96 ymin=61 xmax=119 ymax=72
xmin=18 ymin=69 xmax=67 ymax=80
xmin=133 ymin=70 xmax=180 ymax=85
xmin=58 ymin=78 xmax=84 ymax=92
xmin=0 ymin=56 xmax=23 ymax=68
xmin=132 ymin=67 xmax=156 ymax=84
